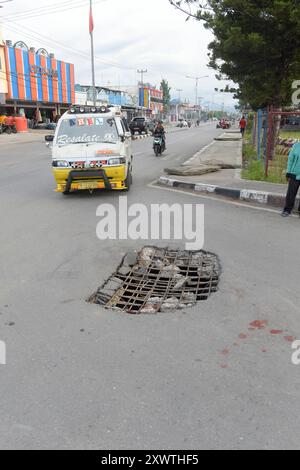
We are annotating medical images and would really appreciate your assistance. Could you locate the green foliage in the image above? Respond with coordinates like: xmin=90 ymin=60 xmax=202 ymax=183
xmin=242 ymin=142 xmax=287 ymax=184
xmin=170 ymin=0 xmax=300 ymax=110
xmin=160 ymin=79 xmax=172 ymax=114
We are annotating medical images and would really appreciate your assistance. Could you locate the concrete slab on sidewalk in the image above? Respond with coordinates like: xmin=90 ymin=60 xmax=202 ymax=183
xmin=182 ymin=138 xmax=242 ymax=168
xmin=215 ymin=131 xmax=242 ymax=141
xmin=160 ymin=132 xmax=293 ymax=209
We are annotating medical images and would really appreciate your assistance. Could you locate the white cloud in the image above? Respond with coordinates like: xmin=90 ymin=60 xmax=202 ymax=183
xmin=1 ymin=0 xmax=237 ymax=109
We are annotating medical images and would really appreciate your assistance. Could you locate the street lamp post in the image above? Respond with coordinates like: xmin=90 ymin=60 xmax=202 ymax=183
xmin=186 ymin=75 xmax=209 ymax=116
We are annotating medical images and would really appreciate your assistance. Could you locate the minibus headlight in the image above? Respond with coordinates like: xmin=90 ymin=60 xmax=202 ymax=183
xmin=53 ymin=160 xmax=69 ymax=168
xmin=107 ymin=157 xmax=126 ymax=166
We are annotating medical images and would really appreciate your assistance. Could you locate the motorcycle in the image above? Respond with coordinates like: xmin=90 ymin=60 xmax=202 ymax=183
xmin=217 ymin=120 xmax=231 ymax=130
xmin=153 ymin=134 xmax=165 ymax=156
xmin=0 ymin=123 xmax=17 ymax=135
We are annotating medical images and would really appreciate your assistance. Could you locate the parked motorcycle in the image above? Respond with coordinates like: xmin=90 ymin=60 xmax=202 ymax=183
xmin=0 ymin=123 xmax=17 ymax=135
xmin=153 ymin=135 xmax=165 ymax=156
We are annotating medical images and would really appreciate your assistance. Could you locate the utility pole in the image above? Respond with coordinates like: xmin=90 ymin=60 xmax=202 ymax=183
xmin=176 ymin=88 xmax=183 ymax=122
xmin=176 ymin=88 xmax=183 ymax=103
xmin=137 ymin=69 xmax=147 ymax=86
xmin=186 ymin=75 xmax=209 ymax=110
xmin=89 ymin=0 xmax=96 ymax=106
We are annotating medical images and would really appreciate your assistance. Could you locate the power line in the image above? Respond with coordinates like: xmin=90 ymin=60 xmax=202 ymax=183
xmin=2 ymin=3 xmax=213 ymax=87
xmin=1 ymin=0 xmax=105 ymax=21
xmin=0 ymin=70 xmax=74 ymax=95
xmin=4 ymin=21 xmax=137 ymax=72
xmin=2 ymin=0 xmax=78 ymax=19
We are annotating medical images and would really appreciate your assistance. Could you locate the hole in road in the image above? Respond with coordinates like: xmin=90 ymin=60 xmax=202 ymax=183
xmin=90 ymin=246 xmax=221 ymax=314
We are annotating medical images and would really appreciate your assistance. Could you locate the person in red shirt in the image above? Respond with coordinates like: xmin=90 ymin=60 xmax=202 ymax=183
xmin=239 ymin=116 xmax=247 ymax=136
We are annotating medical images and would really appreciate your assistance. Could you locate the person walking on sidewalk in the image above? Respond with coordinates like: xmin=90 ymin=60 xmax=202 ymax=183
xmin=282 ymin=142 xmax=300 ymax=217
xmin=239 ymin=116 xmax=247 ymax=137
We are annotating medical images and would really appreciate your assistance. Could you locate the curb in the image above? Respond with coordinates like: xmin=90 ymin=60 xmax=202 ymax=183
xmin=157 ymin=176 xmax=296 ymax=209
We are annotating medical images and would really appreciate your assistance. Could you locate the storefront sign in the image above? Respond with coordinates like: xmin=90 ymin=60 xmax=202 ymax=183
xmin=30 ymin=64 xmax=58 ymax=78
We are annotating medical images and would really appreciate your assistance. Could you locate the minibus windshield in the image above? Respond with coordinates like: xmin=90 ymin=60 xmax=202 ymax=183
xmin=56 ymin=117 xmax=119 ymax=146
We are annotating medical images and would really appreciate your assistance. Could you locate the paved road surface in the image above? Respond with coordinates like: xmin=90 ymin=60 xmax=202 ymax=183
xmin=0 ymin=123 xmax=300 ymax=450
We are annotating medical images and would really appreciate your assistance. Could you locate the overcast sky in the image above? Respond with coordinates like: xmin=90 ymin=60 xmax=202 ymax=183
xmin=1 ymin=0 xmax=237 ymax=110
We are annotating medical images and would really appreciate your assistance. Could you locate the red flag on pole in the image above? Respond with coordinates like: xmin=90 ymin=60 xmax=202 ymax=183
xmin=89 ymin=2 xmax=94 ymax=34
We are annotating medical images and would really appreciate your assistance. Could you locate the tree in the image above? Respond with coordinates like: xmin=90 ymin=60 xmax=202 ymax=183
xmin=160 ymin=79 xmax=172 ymax=114
xmin=169 ymin=1 xmax=300 ymax=110
xmin=169 ymin=0 xmax=300 ymax=157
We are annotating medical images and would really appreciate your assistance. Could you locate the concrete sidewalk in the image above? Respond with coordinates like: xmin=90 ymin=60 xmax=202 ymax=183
xmin=159 ymin=131 xmax=294 ymax=209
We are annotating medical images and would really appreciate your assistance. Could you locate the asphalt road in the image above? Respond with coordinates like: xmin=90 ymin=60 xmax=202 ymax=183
xmin=0 ymin=124 xmax=300 ymax=450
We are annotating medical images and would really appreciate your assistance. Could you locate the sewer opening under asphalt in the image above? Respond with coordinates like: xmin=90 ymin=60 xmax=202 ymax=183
xmin=90 ymin=247 xmax=221 ymax=314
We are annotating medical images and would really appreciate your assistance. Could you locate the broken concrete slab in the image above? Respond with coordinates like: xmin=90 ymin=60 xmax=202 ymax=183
xmin=200 ymin=159 xmax=241 ymax=169
xmin=215 ymin=133 xmax=242 ymax=141
xmin=123 ymin=252 xmax=138 ymax=267
xmin=164 ymin=165 xmax=221 ymax=176
xmin=161 ymin=297 xmax=180 ymax=312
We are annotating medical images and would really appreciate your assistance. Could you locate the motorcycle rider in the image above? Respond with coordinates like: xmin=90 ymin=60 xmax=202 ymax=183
xmin=153 ymin=121 xmax=166 ymax=151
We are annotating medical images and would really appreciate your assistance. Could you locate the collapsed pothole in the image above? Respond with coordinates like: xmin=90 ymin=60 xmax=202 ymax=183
xmin=90 ymin=247 xmax=221 ymax=314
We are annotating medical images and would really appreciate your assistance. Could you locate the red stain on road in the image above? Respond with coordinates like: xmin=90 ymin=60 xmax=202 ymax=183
xmin=239 ymin=333 xmax=248 ymax=340
xmin=284 ymin=336 xmax=296 ymax=343
xmin=249 ymin=320 xmax=268 ymax=330
xmin=221 ymin=349 xmax=230 ymax=356
xmin=219 ymin=320 xmax=296 ymax=367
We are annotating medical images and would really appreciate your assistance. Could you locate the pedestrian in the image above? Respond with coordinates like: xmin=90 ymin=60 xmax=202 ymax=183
xmin=239 ymin=116 xmax=247 ymax=136
xmin=282 ymin=142 xmax=300 ymax=217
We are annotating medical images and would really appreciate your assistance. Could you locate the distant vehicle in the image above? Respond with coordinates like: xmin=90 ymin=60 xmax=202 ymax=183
xmin=129 ymin=117 xmax=150 ymax=135
xmin=217 ymin=119 xmax=231 ymax=130
xmin=177 ymin=120 xmax=189 ymax=128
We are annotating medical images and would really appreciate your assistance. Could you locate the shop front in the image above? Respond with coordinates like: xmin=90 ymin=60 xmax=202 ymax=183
xmin=139 ymin=85 xmax=164 ymax=116
xmin=0 ymin=41 xmax=75 ymax=125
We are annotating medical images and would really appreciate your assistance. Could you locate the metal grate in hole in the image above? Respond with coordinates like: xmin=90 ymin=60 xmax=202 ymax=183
xmin=92 ymin=247 xmax=221 ymax=314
